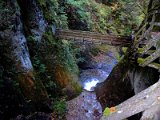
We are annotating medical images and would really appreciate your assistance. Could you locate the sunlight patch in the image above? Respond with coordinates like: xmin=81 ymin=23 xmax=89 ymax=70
xmin=84 ymin=78 xmax=99 ymax=91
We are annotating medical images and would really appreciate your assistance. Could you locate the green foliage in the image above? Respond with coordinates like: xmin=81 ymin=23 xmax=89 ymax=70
xmin=103 ymin=107 xmax=110 ymax=116
xmin=32 ymin=54 xmax=63 ymax=98
xmin=28 ymin=31 xmax=61 ymax=98
xmin=90 ymin=47 xmax=101 ymax=56
xmin=32 ymin=56 xmax=46 ymax=73
xmin=0 ymin=1 xmax=19 ymax=30
xmin=37 ymin=0 xmax=148 ymax=35
xmin=122 ymin=47 xmax=128 ymax=53
xmin=55 ymin=40 xmax=79 ymax=74
xmin=137 ymin=58 xmax=145 ymax=64
xmin=45 ymin=80 xmax=56 ymax=89
xmin=64 ymin=0 xmax=148 ymax=35
xmin=71 ymin=46 xmax=85 ymax=63
xmin=53 ymin=99 xmax=66 ymax=116
xmin=65 ymin=0 xmax=112 ymax=32
xmin=112 ymin=0 xmax=148 ymax=35
xmin=38 ymin=0 xmax=68 ymax=28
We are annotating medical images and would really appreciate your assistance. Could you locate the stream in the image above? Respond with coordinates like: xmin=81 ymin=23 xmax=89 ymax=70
xmin=66 ymin=50 xmax=118 ymax=120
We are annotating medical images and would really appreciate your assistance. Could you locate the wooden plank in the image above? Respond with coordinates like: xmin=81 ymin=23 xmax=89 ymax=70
xmin=139 ymin=48 xmax=160 ymax=67
xmin=134 ymin=23 xmax=147 ymax=44
xmin=138 ymin=40 xmax=157 ymax=55
xmin=147 ymin=62 xmax=160 ymax=70
xmin=138 ymin=48 xmax=155 ymax=55
xmin=101 ymin=79 xmax=160 ymax=120
xmin=56 ymin=29 xmax=129 ymax=41
xmin=58 ymin=35 xmax=129 ymax=43
xmin=153 ymin=22 xmax=160 ymax=26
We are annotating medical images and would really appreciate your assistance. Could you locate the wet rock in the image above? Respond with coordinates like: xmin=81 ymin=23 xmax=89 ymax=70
xmin=93 ymin=109 xmax=101 ymax=117
xmin=129 ymin=67 xmax=158 ymax=94
xmin=80 ymin=51 xmax=117 ymax=91
xmin=95 ymin=57 xmax=134 ymax=110
xmin=14 ymin=112 xmax=53 ymax=120
xmin=66 ymin=91 xmax=102 ymax=120
xmin=66 ymin=45 xmax=119 ymax=119
xmin=80 ymin=69 xmax=108 ymax=91
xmin=79 ymin=52 xmax=117 ymax=72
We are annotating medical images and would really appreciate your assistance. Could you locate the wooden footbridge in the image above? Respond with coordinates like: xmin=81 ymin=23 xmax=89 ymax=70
xmin=55 ymin=28 xmax=159 ymax=72
xmin=56 ymin=27 xmax=160 ymax=69
xmin=55 ymin=29 xmax=131 ymax=47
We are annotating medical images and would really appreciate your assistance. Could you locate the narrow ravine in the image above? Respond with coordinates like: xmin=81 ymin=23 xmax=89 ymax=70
xmin=66 ymin=48 xmax=118 ymax=120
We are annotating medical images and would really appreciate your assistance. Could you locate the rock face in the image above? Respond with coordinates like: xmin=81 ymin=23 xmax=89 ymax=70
xmin=0 ymin=0 xmax=49 ymax=103
xmin=15 ymin=112 xmax=53 ymax=120
xmin=0 ymin=0 xmax=82 ymax=118
xmin=95 ymin=57 xmax=134 ymax=110
xmin=17 ymin=0 xmax=47 ymax=42
xmin=55 ymin=64 xmax=82 ymax=99
xmin=128 ymin=67 xmax=159 ymax=119
xmin=17 ymin=0 xmax=82 ymax=99
xmin=129 ymin=67 xmax=158 ymax=94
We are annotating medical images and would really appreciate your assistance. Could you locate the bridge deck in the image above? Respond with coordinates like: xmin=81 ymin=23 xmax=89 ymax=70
xmin=55 ymin=29 xmax=131 ymax=46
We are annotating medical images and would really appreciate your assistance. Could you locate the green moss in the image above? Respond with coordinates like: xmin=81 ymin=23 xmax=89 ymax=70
xmin=53 ymin=99 xmax=66 ymax=116
xmin=149 ymin=62 xmax=160 ymax=70
xmin=41 ymin=28 xmax=82 ymax=96
xmin=37 ymin=0 xmax=68 ymax=28
xmin=54 ymin=40 xmax=82 ymax=96
xmin=55 ymin=40 xmax=79 ymax=75
xmin=69 ymin=77 xmax=82 ymax=95
xmin=137 ymin=58 xmax=145 ymax=64
xmin=138 ymin=48 xmax=145 ymax=53
xmin=94 ymin=45 xmax=109 ymax=53
xmin=152 ymin=26 xmax=160 ymax=32
xmin=90 ymin=47 xmax=100 ymax=56
xmin=103 ymin=107 xmax=110 ymax=116
xmin=0 ymin=1 xmax=19 ymax=30
xmin=122 ymin=47 xmax=128 ymax=53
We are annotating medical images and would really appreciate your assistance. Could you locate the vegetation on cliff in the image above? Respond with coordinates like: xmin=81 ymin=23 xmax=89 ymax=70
xmin=1 ymin=0 xmax=157 ymax=119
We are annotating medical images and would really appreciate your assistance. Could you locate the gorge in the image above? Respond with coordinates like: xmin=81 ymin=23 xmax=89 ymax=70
xmin=0 ymin=0 xmax=160 ymax=120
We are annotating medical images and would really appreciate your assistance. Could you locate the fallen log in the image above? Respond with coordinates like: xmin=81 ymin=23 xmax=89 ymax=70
xmin=101 ymin=79 xmax=160 ymax=120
